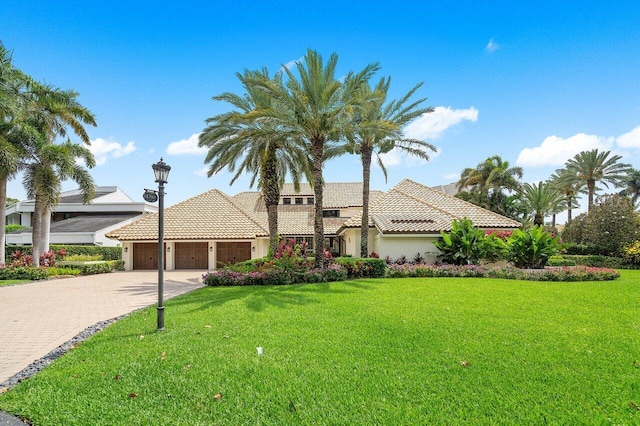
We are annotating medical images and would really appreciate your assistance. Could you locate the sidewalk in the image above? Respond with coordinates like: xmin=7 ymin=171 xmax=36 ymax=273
xmin=0 ymin=270 xmax=204 ymax=384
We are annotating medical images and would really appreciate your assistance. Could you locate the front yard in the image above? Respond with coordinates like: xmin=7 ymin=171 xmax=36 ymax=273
xmin=1 ymin=271 xmax=639 ymax=424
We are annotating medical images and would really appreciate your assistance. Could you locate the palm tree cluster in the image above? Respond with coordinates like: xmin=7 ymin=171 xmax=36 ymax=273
xmin=455 ymin=149 xmax=634 ymax=227
xmin=199 ymin=49 xmax=437 ymax=266
xmin=1 ymin=41 xmax=96 ymax=263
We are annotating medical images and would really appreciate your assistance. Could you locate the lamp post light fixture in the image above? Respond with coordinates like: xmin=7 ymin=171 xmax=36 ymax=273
xmin=145 ymin=158 xmax=171 ymax=331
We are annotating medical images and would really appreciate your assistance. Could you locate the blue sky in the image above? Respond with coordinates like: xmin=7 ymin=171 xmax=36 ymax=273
xmin=3 ymin=1 xmax=640 ymax=221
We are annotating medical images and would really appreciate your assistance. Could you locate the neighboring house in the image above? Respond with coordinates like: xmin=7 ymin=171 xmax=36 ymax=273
xmin=5 ymin=186 xmax=157 ymax=247
xmin=106 ymin=180 xmax=520 ymax=271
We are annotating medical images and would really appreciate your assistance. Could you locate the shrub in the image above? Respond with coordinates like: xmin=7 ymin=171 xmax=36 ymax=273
xmin=5 ymin=224 xmax=27 ymax=234
xmin=547 ymin=255 xmax=576 ymax=267
xmin=412 ymin=253 xmax=425 ymax=264
xmin=46 ymin=267 xmax=82 ymax=277
xmin=435 ymin=218 xmax=503 ymax=265
xmin=503 ymin=226 xmax=562 ymax=269
xmin=334 ymin=258 xmax=386 ymax=279
xmin=621 ymin=241 xmax=640 ymax=265
xmin=0 ymin=266 xmax=48 ymax=281
xmin=63 ymin=254 xmax=102 ymax=262
xmin=5 ymin=245 xmax=122 ymax=262
xmin=561 ymin=213 xmax=586 ymax=246
xmin=561 ymin=255 xmax=629 ymax=269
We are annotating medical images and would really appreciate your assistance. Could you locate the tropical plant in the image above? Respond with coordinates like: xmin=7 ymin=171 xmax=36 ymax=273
xmin=565 ymin=149 xmax=631 ymax=211
xmin=199 ymin=68 xmax=311 ymax=256
xmin=434 ymin=218 xmax=503 ymax=265
xmin=344 ymin=77 xmax=436 ymax=257
xmin=619 ymin=168 xmax=640 ymax=207
xmin=548 ymin=168 xmax=584 ymax=223
xmin=253 ymin=49 xmax=379 ymax=267
xmin=518 ymin=181 xmax=564 ymax=226
xmin=503 ymin=226 xmax=562 ymax=269
xmin=456 ymin=155 xmax=523 ymax=219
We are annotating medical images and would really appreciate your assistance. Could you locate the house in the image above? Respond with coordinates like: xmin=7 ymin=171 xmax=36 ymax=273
xmin=106 ymin=180 xmax=520 ymax=271
xmin=5 ymin=186 xmax=157 ymax=247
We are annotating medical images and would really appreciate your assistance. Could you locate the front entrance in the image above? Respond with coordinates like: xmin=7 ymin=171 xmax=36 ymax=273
xmin=216 ymin=242 xmax=251 ymax=268
xmin=175 ymin=242 xmax=208 ymax=269
xmin=133 ymin=243 xmax=165 ymax=270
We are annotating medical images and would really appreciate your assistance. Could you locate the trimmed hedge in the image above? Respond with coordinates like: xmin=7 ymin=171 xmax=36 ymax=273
xmin=562 ymin=255 xmax=629 ymax=269
xmin=334 ymin=257 xmax=387 ymax=278
xmin=0 ymin=267 xmax=48 ymax=281
xmin=5 ymin=245 xmax=122 ymax=262
xmin=547 ymin=255 xmax=576 ymax=267
xmin=61 ymin=260 xmax=125 ymax=275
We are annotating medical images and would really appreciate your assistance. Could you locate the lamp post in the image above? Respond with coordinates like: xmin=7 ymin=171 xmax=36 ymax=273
xmin=148 ymin=158 xmax=171 ymax=331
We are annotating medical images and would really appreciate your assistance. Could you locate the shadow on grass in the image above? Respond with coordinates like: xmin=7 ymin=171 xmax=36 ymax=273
xmin=170 ymin=279 xmax=378 ymax=313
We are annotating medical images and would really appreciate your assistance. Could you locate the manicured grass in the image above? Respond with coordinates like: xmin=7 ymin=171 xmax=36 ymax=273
xmin=2 ymin=272 xmax=640 ymax=424
xmin=0 ymin=280 xmax=29 ymax=287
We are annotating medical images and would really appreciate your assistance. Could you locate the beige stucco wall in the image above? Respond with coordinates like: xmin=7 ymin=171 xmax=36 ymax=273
xmin=374 ymin=233 xmax=441 ymax=263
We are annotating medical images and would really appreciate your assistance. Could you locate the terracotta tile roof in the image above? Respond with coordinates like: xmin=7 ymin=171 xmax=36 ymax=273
xmin=278 ymin=182 xmax=383 ymax=209
xmin=106 ymin=189 xmax=267 ymax=241
xmin=340 ymin=179 xmax=521 ymax=234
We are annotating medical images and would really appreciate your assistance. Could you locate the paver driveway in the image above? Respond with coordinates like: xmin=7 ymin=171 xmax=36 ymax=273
xmin=0 ymin=271 xmax=204 ymax=384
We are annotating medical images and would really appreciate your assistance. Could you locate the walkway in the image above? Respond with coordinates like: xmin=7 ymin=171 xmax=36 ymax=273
xmin=0 ymin=271 xmax=205 ymax=384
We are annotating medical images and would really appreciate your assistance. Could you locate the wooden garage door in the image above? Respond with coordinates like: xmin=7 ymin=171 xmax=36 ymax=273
xmin=175 ymin=242 xmax=208 ymax=269
xmin=133 ymin=243 xmax=165 ymax=270
xmin=216 ymin=242 xmax=251 ymax=267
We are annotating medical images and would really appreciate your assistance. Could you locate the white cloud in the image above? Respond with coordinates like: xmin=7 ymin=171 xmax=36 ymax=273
xmin=403 ymin=106 xmax=478 ymax=140
xmin=617 ymin=125 xmax=640 ymax=148
xmin=443 ymin=172 xmax=459 ymax=180
xmin=194 ymin=167 xmax=209 ymax=177
xmin=377 ymin=146 xmax=441 ymax=169
xmin=283 ymin=57 xmax=302 ymax=70
xmin=485 ymin=38 xmax=499 ymax=53
xmin=516 ymin=133 xmax=614 ymax=167
xmin=166 ymin=133 xmax=206 ymax=156
xmin=88 ymin=138 xmax=136 ymax=166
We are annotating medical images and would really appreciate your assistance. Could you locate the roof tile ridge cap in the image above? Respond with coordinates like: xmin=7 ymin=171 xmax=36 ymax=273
xmin=394 ymin=180 xmax=458 ymax=220
xmin=216 ymin=189 xmax=268 ymax=234
xmin=341 ymin=184 xmax=392 ymax=229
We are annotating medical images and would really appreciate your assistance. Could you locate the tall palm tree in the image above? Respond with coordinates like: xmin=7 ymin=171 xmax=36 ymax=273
xmin=565 ymin=149 xmax=631 ymax=211
xmin=549 ymin=168 xmax=584 ymax=223
xmin=456 ymin=155 xmax=523 ymax=217
xmin=199 ymin=68 xmax=311 ymax=256
xmin=19 ymin=83 xmax=96 ymax=262
xmin=518 ymin=181 xmax=564 ymax=226
xmin=345 ymin=77 xmax=435 ymax=257
xmin=254 ymin=49 xmax=379 ymax=267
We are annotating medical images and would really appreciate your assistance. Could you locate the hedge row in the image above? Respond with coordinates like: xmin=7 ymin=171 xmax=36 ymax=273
xmin=5 ymin=245 xmax=122 ymax=262
xmin=334 ymin=257 xmax=387 ymax=278
xmin=61 ymin=260 xmax=125 ymax=275
xmin=0 ymin=266 xmax=48 ymax=281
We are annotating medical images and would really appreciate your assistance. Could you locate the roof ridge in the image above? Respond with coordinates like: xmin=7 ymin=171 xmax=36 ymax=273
xmin=215 ymin=189 xmax=268 ymax=234
xmin=393 ymin=180 xmax=457 ymax=221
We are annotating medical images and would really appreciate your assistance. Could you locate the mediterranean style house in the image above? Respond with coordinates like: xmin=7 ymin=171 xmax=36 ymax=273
xmin=5 ymin=186 xmax=157 ymax=247
xmin=106 ymin=180 xmax=521 ymax=270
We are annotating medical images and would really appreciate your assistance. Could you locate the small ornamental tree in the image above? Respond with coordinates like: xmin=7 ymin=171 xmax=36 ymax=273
xmin=581 ymin=194 xmax=639 ymax=256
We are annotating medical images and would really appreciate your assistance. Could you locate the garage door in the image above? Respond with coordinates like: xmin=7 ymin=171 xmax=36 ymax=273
xmin=133 ymin=243 xmax=165 ymax=270
xmin=175 ymin=242 xmax=208 ymax=269
xmin=216 ymin=242 xmax=251 ymax=267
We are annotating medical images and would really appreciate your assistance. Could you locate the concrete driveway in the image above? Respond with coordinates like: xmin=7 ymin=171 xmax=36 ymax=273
xmin=0 ymin=270 xmax=205 ymax=384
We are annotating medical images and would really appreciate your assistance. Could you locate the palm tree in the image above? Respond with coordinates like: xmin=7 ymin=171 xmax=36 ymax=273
xmin=199 ymin=69 xmax=311 ymax=256
xmin=19 ymin=82 xmax=96 ymax=262
xmin=565 ymin=149 xmax=631 ymax=211
xmin=518 ymin=181 xmax=564 ymax=226
xmin=456 ymin=155 xmax=523 ymax=217
xmin=345 ymin=77 xmax=436 ymax=257
xmin=549 ymin=168 xmax=584 ymax=223
xmin=254 ymin=49 xmax=379 ymax=267
xmin=619 ymin=168 xmax=640 ymax=207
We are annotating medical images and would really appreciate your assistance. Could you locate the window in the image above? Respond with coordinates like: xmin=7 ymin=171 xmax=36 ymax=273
xmin=307 ymin=197 xmax=314 ymax=205
xmin=295 ymin=197 xmax=303 ymax=205
xmin=283 ymin=197 xmax=291 ymax=205
xmin=322 ymin=210 xmax=340 ymax=218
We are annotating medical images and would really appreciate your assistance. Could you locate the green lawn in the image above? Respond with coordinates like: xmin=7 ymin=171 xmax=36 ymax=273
xmin=2 ymin=272 xmax=640 ymax=425
xmin=0 ymin=280 xmax=29 ymax=287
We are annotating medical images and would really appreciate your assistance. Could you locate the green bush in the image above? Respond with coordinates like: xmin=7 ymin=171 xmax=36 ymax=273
xmin=334 ymin=257 xmax=386 ymax=278
xmin=621 ymin=241 xmax=640 ymax=265
xmin=5 ymin=224 xmax=27 ymax=234
xmin=434 ymin=218 xmax=502 ymax=265
xmin=63 ymin=254 xmax=103 ymax=262
xmin=0 ymin=267 xmax=48 ymax=281
xmin=563 ymin=244 xmax=609 ymax=256
xmin=547 ymin=256 xmax=576 ymax=267
xmin=46 ymin=267 xmax=82 ymax=277
xmin=562 ymin=255 xmax=629 ymax=269
xmin=503 ymin=226 xmax=562 ymax=269
xmin=5 ymin=245 xmax=122 ymax=262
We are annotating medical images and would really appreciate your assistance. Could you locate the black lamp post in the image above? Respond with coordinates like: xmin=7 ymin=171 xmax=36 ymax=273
xmin=147 ymin=158 xmax=171 ymax=331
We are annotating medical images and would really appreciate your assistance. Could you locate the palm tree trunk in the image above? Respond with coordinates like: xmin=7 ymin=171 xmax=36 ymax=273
xmin=0 ymin=176 xmax=7 ymax=265
xmin=41 ymin=206 xmax=51 ymax=255
xmin=312 ymin=139 xmax=324 ymax=268
xmin=587 ymin=180 xmax=595 ymax=211
xmin=261 ymin=154 xmax=280 ymax=257
xmin=360 ymin=147 xmax=372 ymax=258
xmin=32 ymin=195 xmax=43 ymax=264
xmin=551 ymin=213 xmax=556 ymax=228
xmin=567 ymin=198 xmax=573 ymax=223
